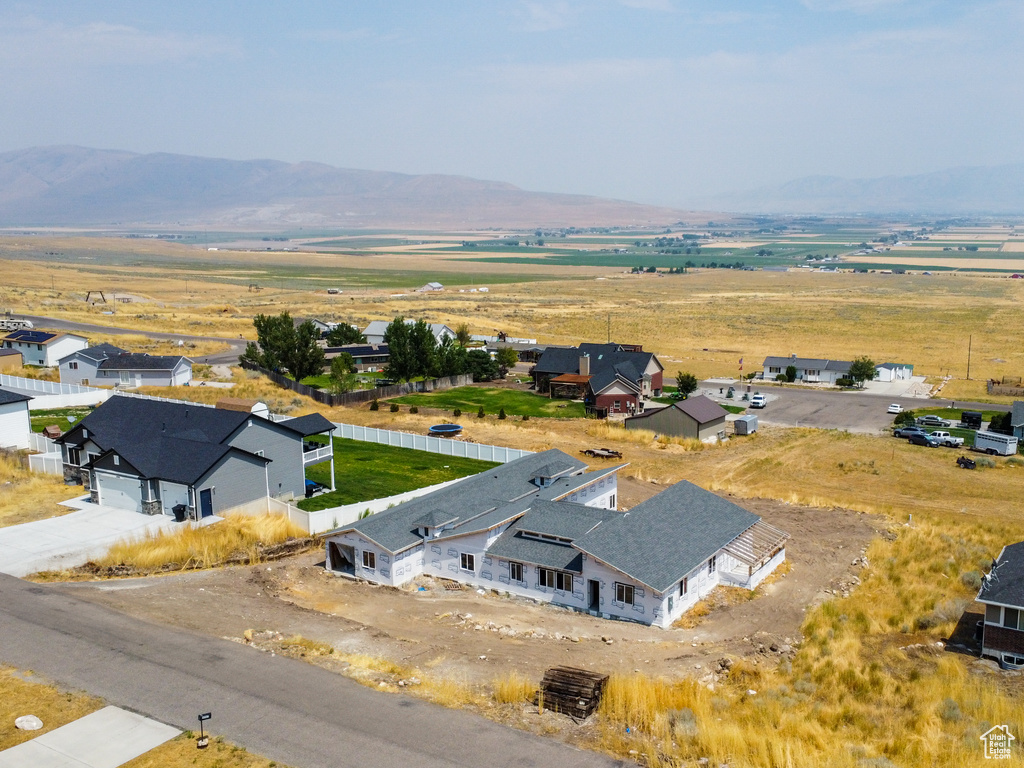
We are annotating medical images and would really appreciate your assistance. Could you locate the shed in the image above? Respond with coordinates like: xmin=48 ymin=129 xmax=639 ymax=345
xmin=623 ymin=395 xmax=728 ymax=442
xmin=0 ymin=388 xmax=33 ymax=449
xmin=0 ymin=348 xmax=23 ymax=371
xmin=734 ymin=414 xmax=758 ymax=435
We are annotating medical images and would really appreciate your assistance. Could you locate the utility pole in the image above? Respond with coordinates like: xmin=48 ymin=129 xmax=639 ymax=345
xmin=967 ymin=334 xmax=972 ymax=380
xmin=607 ymin=313 xmax=611 ymax=343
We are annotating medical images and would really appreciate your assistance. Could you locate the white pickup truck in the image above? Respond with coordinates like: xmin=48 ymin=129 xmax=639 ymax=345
xmin=928 ymin=431 xmax=964 ymax=448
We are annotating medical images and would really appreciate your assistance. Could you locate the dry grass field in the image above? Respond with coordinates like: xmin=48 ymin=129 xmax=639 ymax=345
xmin=0 ymin=452 xmax=81 ymax=528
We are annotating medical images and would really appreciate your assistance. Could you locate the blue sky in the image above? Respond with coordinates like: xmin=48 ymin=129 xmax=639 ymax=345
xmin=2 ymin=1 xmax=1021 ymax=206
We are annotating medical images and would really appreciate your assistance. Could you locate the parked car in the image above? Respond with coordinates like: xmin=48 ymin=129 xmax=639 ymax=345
xmin=908 ymin=432 xmax=939 ymax=447
xmin=887 ymin=403 xmax=903 ymax=414
xmin=928 ymin=431 xmax=964 ymax=448
xmin=750 ymin=394 xmax=767 ymax=409
xmin=893 ymin=425 xmax=927 ymax=439
xmin=916 ymin=414 xmax=952 ymax=428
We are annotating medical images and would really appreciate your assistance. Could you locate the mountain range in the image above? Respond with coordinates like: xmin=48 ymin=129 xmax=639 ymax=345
xmin=0 ymin=146 xmax=1022 ymax=228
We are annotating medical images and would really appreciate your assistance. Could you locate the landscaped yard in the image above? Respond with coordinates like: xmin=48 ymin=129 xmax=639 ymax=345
xmin=29 ymin=406 xmax=95 ymax=433
xmin=298 ymin=436 xmax=499 ymax=511
xmin=389 ymin=386 xmax=587 ymax=418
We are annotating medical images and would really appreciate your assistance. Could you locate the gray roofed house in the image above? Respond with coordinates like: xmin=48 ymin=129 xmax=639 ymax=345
xmin=762 ymin=354 xmax=914 ymax=385
xmin=60 ymin=344 xmax=192 ymax=387
xmin=324 ymin=450 xmax=787 ymax=628
xmin=363 ymin=320 xmax=455 ymax=346
xmin=55 ymin=395 xmax=335 ymax=519
xmin=978 ymin=541 xmax=1024 ymax=669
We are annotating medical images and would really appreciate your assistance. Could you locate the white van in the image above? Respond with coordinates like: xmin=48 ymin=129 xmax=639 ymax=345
xmin=974 ymin=431 xmax=1019 ymax=456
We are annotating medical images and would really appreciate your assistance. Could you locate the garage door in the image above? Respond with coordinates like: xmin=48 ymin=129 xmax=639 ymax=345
xmin=97 ymin=474 xmax=143 ymax=513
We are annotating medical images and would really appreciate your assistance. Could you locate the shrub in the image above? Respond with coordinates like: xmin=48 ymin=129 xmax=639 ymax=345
xmin=409 ymin=405 xmax=418 ymax=414
xmin=453 ymin=408 xmax=462 ymax=418
xmin=522 ymin=414 xmax=529 ymax=421
xmin=977 ymin=457 xmax=996 ymax=468
xmin=477 ymin=406 xmax=485 ymax=418
xmin=938 ymin=697 xmax=962 ymax=722
xmin=893 ymin=410 xmax=916 ymax=426
xmin=498 ymin=407 xmax=507 ymax=420
xmin=369 ymin=398 xmax=379 ymax=411
xmin=389 ymin=403 xmax=400 ymax=413
xmin=835 ymin=377 xmax=854 ymax=387
xmin=785 ymin=364 xmax=797 ymax=383
xmin=960 ymin=570 xmax=983 ymax=590
xmin=775 ymin=374 xmax=787 ymax=382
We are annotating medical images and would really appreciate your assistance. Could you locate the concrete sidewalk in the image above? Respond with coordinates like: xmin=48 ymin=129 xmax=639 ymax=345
xmin=0 ymin=706 xmax=179 ymax=768
xmin=0 ymin=500 xmax=181 ymax=577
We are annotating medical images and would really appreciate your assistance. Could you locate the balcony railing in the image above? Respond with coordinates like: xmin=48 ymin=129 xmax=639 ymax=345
xmin=302 ymin=444 xmax=333 ymax=465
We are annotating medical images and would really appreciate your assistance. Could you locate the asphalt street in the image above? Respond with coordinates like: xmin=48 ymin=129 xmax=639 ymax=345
xmin=14 ymin=314 xmax=246 ymax=365
xmin=698 ymin=381 xmax=1009 ymax=434
xmin=0 ymin=575 xmax=620 ymax=768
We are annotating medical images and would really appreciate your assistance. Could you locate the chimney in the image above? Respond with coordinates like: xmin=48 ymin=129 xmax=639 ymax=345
xmin=579 ymin=354 xmax=590 ymax=376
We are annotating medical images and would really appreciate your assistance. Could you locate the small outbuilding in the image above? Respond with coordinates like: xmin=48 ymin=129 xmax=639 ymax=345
xmin=624 ymin=395 xmax=728 ymax=442
xmin=0 ymin=348 xmax=23 ymax=371
xmin=0 ymin=388 xmax=33 ymax=449
xmin=734 ymin=414 xmax=758 ymax=435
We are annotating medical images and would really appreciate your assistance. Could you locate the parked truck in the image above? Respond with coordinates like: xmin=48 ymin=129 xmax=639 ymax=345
xmin=974 ymin=431 xmax=1019 ymax=456
xmin=928 ymin=431 xmax=964 ymax=448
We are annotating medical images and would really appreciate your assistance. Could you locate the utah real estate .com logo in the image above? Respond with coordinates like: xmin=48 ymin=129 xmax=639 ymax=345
xmin=981 ymin=725 xmax=1015 ymax=760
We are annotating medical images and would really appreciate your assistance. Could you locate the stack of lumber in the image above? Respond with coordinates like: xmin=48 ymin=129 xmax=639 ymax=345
xmin=537 ymin=666 xmax=609 ymax=719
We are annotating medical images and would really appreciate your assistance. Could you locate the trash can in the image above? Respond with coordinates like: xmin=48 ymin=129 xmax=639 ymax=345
xmin=172 ymin=504 xmax=187 ymax=523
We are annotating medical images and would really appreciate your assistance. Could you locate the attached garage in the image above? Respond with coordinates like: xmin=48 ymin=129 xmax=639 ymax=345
xmin=96 ymin=473 xmax=144 ymax=513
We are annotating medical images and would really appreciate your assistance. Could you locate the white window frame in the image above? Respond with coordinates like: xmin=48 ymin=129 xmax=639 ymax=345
xmin=539 ymin=568 xmax=572 ymax=592
xmin=615 ymin=582 xmax=635 ymax=605
xmin=460 ymin=553 xmax=475 ymax=573
xmin=708 ymin=555 xmax=717 ymax=574
xmin=509 ymin=561 xmax=524 ymax=582
xmin=680 ymin=577 xmax=688 ymax=596
xmin=362 ymin=550 xmax=375 ymax=569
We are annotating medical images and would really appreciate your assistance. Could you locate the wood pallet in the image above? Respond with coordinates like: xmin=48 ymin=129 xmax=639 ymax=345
xmin=440 ymin=579 xmax=464 ymax=591
xmin=536 ymin=666 xmax=609 ymax=720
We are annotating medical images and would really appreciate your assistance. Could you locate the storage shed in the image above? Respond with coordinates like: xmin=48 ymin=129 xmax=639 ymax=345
xmin=734 ymin=414 xmax=758 ymax=435
xmin=624 ymin=395 xmax=728 ymax=442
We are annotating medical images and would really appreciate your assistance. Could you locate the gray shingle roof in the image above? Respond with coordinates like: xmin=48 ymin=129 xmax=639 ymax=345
xmin=534 ymin=343 xmax=659 ymax=384
xmin=574 ymin=481 xmax=760 ymax=593
xmin=488 ymin=502 xmax=621 ymax=572
xmin=978 ymin=541 xmax=1024 ymax=608
xmin=74 ymin=343 xmax=128 ymax=362
xmin=674 ymin=395 xmax=728 ymax=424
xmin=762 ymin=355 xmax=854 ymax=374
xmin=276 ymin=413 xmax=336 ymax=437
xmin=0 ymin=388 xmax=32 ymax=406
xmin=97 ymin=353 xmax=188 ymax=371
xmin=333 ymin=449 xmax=588 ymax=552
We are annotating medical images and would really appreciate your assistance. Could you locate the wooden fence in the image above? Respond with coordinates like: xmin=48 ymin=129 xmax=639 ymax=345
xmin=239 ymin=361 xmax=472 ymax=406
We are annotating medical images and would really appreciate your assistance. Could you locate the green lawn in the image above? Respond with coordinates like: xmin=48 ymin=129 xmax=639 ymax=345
xmin=389 ymin=386 xmax=587 ymax=418
xmin=298 ymin=436 xmax=499 ymax=511
xmin=29 ymin=407 xmax=95 ymax=433
xmin=911 ymin=407 xmax=1007 ymax=423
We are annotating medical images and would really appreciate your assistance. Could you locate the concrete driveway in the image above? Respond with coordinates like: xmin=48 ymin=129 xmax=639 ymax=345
xmin=0 ymin=499 xmax=181 ymax=577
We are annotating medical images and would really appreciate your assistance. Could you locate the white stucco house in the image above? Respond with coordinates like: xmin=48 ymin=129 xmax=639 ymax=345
xmin=875 ymin=362 xmax=914 ymax=382
xmin=0 ymin=388 xmax=32 ymax=450
xmin=324 ymin=449 xmax=788 ymax=628
xmin=2 ymin=330 xmax=88 ymax=367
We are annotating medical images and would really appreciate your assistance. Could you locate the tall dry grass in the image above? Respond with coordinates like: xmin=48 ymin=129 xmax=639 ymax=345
xmin=97 ymin=513 xmax=307 ymax=572
xmin=0 ymin=451 xmax=80 ymax=528
xmin=492 ymin=672 xmax=537 ymax=705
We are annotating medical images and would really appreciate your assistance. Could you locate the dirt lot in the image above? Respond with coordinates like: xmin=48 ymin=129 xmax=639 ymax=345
xmin=61 ymin=484 xmax=881 ymax=688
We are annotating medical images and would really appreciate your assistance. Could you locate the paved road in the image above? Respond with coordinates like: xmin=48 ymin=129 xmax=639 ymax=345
xmin=698 ymin=381 xmax=1010 ymax=434
xmin=0 ymin=575 xmax=620 ymax=768
xmin=14 ymin=314 xmax=246 ymax=365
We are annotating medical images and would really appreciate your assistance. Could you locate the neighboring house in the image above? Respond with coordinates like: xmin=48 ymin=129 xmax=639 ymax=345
xmin=58 ymin=343 xmax=128 ymax=385
xmin=0 ymin=388 xmax=32 ymax=450
xmin=1011 ymin=401 xmax=1024 ymax=441
xmin=215 ymin=398 xmax=270 ymax=419
xmin=55 ymin=396 xmax=335 ymax=518
xmin=417 ymin=282 xmax=444 ymax=292
xmin=624 ymin=395 xmax=728 ymax=442
xmin=532 ymin=343 xmax=664 ymax=417
xmin=2 ymin=330 xmax=88 ymax=367
xmin=977 ymin=541 xmax=1024 ymax=669
xmin=875 ymin=362 xmax=914 ymax=382
xmin=324 ymin=449 xmax=788 ymax=628
xmin=363 ymin=320 xmax=456 ymax=346
xmin=761 ymin=354 xmax=913 ymax=385
xmin=325 ymin=344 xmax=390 ymax=372
xmin=95 ymin=353 xmax=193 ymax=387
xmin=0 ymin=348 xmax=23 ymax=371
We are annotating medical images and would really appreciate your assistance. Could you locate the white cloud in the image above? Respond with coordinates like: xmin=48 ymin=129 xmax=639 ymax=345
xmin=0 ymin=17 xmax=241 ymax=66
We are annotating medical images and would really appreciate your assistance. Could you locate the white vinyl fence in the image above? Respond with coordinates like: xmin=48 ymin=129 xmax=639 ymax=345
xmin=0 ymin=374 xmax=111 ymax=410
xmin=329 ymin=422 xmax=533 ymax=464
xmin=27 ymin=431 xmax=64 ymax=476
xmin=224 ymin=476 xmax=471 ymax=535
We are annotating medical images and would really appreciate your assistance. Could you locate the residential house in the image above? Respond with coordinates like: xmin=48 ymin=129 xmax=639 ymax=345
xmin=2 ymin=330 xmax=88 ymax=367
xmin=532 ymin=343 xmax=664 ymax=417
xmin=58 ymin=343 xmax=127 ymax=385
xmin=55 ymin=396 xmax=335 ymax=518
xmin=0 ymin=388 xmax=32 ymax=450
xmin=761 ymin=354 xmax=914 ymax=385
xmin=94 ymin=353 xmax=192 ymax=388
xmin=363 ymin=321 xmax=456 ymax=346
xmin=0 ymin=348 xmax=23 ymax=371
xmin=325 ymin=344 xmax=390 ymax=372
xmin=978 ymin=541 xmax=1024 ymax=669
xmin=624 ymin=395 xmax=728 ymax=442
xmin=324 ymin=449 xmax=787 ymax=628
xmin=1011 ymin=401 xmax=1024 ymax=441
